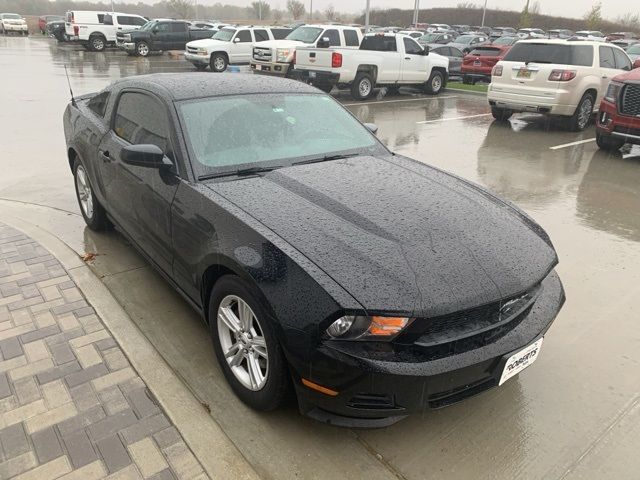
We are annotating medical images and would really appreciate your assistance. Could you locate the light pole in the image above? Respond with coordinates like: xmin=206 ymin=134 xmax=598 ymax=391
xmin=364 ymin=0 xmax=370 ymax=32
xmin=481 ymin=0 xmax=488 ymax=27
xmin=412 ymin=0 xmax=419 ymax=26
xmin=310 ymin=0 xmax=313 ymax=21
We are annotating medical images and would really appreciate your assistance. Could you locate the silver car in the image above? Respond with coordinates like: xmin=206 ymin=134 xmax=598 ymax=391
xmin=428 ymin=44 xmax=464 ymax=76
xmin=448 ymin=34 xmax=490 ymax=54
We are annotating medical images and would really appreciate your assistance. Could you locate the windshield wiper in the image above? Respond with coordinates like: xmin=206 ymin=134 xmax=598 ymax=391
xmin=198 ymin=165 xmax=279 ymax=180
xmin=292 ymin=152 xmax=360 ymax=167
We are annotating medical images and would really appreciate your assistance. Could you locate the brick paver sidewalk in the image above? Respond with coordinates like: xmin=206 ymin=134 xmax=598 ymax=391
xmin=0 ymin=223 xmax=209 ymax=480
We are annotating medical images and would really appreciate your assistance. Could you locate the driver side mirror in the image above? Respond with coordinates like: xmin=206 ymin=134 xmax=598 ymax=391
xmin=234 ymin=36 xmax=240 ymax=42
xmin=121 ymin=144 xmax=171 ymax=169
xmin=152 ymin=26 xmax=159 ymax=33
xmin=422 ymin=45 xmax=430 ymax=55
xmin=364 ymin=123 xmax=378 ymax=134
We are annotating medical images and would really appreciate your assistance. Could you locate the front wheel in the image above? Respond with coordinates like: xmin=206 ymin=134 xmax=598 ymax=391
xmin=595 ymin=130 xmax=625 ymax=152
xmin=351 ymin=73 xmax=374 ymax=100
xmin=210 ymin=53 xmax=228 ymax=72
xmin=208 ymin=275 xmax=289 ymax=411
xmin=136 ymin=41 xmax=150 ymax=57
xmin=567 ymin=92 xmax=595 ymax=132
xmin=73 ymin=159 xmax=110 ymax=231
xmin=424 ymin=70 xmax=445 ymax=95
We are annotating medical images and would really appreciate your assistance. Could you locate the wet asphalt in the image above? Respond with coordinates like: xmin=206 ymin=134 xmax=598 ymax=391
xmin=1 ymin=35 xmax=640 ymax=480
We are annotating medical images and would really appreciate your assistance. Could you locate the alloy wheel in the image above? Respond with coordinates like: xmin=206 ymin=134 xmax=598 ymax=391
xmin=359 ymin=78 xmax=372 ymax=97
xmin=76 ymin=165 xmax=94 ymax=219
xmin=577 ymin=98 xmax=592 ymax=130
xmin=137 ymin=43 xmax=149 ymax=56
xmin=214 ymin=57 xmax=226 ymax=71
xmin=217 ymin=295 xmax=269 ymax=391
xmin=92 ymin=37 xmax=104 ymax=51
xmin=432 ymin=75 xmax=442 ymax=92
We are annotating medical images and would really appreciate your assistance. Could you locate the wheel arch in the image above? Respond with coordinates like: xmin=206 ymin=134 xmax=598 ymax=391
xmin=88 ymin=31 xmax=106 ymax=39
xmin=67 ymin=147 xmax=78 ymax=172
xmin=356 ymin=64 xmax=378 ymax=82
xmin=211 ymin=50 xmax=230 ymax=61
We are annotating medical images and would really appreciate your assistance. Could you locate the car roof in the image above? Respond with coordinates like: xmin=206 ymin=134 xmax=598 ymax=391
xmin=517 ymin=38 xmax=608 ymax=46
xmin=110 ymin=73 xmax=319 ymax=101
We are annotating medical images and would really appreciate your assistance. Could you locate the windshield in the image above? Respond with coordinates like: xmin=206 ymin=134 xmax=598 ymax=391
xmin=212 ymin=28 xmax=236 ymax=41
xmin=140 ymin=21 xmax=156 ymax=31
xmin=504 ymin=43 xmax=593 ymax=66
xmin=418 ymin=33 xmax=439 ymax=42
xmin=455 ymin=35 xmax=475 ymax=44
xmin=179 ymin=93 xmax=384 ymax=176
xmin=285 ymin=26 xmax=323 ymax=43
xmin=3 ymin=14 xmax=21 ymax=19
xmin=493 ymin=36 xmax=516 ymax=45
xmin=628 ymin=44 xmax=640 ymax=54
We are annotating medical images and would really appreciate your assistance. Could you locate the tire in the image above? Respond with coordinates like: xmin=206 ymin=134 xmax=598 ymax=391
xmin=567 ymin=92 xmax=595 ymax=132
xmin=194 ymin=63 xmax=208 ymax=71
xmin=491 ymin=106 xmax=513 ymax=121
xmin=208 ymin=275 xmax=289 ymax=411
xmin=73 ymin=158 xmax=110 ymax=231
xmin=89 ymin=35 xmax=106 ymax=52
xmin=136 ymin=41 xmax=150 ymax=57
xmin=350 ymin=73 xmax=374 ymax=100
xmin=210 ymin=53 xmax=228 ymax=72
xmin=595 ymin=130 xmax=624 ymax=152
xmin=424 ymin=70 xmax=445 ymax=95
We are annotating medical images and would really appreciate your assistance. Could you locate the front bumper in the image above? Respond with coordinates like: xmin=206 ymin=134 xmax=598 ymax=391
xmin=488 ymin=84 xmax=578 ymax=116
xmin=250 ymin=61 xmax=291 ymax=75
xmin=290 ymin=270 xmax=564 ymax=427
xmin=116 ymin=41 xmax=135 ymax=52
xmin=185 ymin=52 xmax=209 ymax=64
xmin=596 ymin=99 xmax=640 ymax=145
xmin=2 ymin=24 xmax=28 ymax=32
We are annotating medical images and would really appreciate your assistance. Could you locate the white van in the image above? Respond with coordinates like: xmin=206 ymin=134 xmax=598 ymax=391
xmin=65 ymin=10 xmax=147 ymax=51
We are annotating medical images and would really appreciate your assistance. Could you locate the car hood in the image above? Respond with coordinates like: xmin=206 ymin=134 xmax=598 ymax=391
xmin=253 ymin=39 xmax=304 ymax=49
xmin=187 ymin=38 xmax=230 ymax=49
xmin=206 ymin=155 xmax=558 ymax=317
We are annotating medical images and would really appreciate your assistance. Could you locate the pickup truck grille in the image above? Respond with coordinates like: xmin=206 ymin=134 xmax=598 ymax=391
xmin=621 ymin=84 xmax=640 ymax=117
xmin=186 ymin=46 xmax=200 ymax=54
xmin=253 ymin=47 xmax=272 ymax=62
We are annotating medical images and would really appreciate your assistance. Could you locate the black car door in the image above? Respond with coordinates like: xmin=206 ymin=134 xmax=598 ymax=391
xmin=97 ymin=90 xmax=179 ymax=274
xmin=169 ymin=22 xmax=188 ymax=49
xmin=151 ymin=22 xmax=172 ymax=49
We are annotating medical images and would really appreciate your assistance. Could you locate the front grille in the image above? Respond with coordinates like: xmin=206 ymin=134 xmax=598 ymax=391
xmin=186 ymin=46 xmax=199 ymax=54
xmin=621 ymin=84 xmax=640 ymax=116
xmin=347 ymin=393 xmax=397 ymax=410
xmin=253 ymin=47 xmax=272 ymax=62
xmin=400 ymin=285 xmax=541 ymax=361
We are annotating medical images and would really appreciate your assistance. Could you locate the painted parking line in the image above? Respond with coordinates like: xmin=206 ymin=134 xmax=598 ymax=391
xmin=342 ymin=95 xmax=458 ymax=106
xmin=416 ymin=113 xmax=492 ymax=124
xmin=549 ymin=138 xmax=596 ymax=150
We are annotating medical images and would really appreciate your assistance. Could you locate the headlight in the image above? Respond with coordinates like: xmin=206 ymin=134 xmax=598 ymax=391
xmin=276 ymin=48 xmax=292 ymax=63
xmin=604 ymin=81 xmax=623 ymax=104
xmin=123 ymin=34 xmax=131 ymax=41
xmin=325 ymin=315 xmax=412 ymax=341
xmin=197 ymin=48 xmax=208 ymax=55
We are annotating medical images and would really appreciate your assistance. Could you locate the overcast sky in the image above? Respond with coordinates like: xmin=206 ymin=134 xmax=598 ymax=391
xmin=111 ymin=0 xmax=629 ymax=18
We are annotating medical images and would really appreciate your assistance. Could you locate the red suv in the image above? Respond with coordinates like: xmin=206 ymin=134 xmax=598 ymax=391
xmin=596 ymin=68 xmax=640 ymax=151
xmin=461 ymin=45 xmax=511 ymax=84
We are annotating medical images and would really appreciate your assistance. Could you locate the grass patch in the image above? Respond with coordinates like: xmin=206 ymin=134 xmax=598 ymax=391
xmin=446 ymin=81 xmax=489 ymax=93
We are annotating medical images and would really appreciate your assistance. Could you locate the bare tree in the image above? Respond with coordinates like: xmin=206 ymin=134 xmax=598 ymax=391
xmin=616 ymin=12 xmax=640 ymax=30
xmin=287 ymin=0 xmax=306 ymax=20
xmin=250 ymin=0 xmax=271 ymax=20
xmin=324 ymin=4 xmax=336 ymax=21
xmin=583 ymin=2 xmax=603 ymax=30
xmin=273 ymin=9 xmax=284 ymax=22
xmin=166 ymin=0 xmax=193 ymax=19
xmin=456 ymin=1 xmax=478 ymax=8
xmin=529 ymin=1 xmax=540 ymax=14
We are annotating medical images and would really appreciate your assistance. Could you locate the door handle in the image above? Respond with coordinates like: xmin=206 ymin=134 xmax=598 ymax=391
xmin=405 ymin=57 xmax=411 ymax=60
xmin=99 ymin=150 xmax=111 ymax=162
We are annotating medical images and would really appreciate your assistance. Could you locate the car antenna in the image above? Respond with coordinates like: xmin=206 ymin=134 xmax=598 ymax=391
xmin=64 ymin=65 xmax=76 ymax=107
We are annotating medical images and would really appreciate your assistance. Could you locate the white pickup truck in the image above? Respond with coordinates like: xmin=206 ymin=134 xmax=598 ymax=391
xmin=295 ymin=33 xmax=449 ymax=100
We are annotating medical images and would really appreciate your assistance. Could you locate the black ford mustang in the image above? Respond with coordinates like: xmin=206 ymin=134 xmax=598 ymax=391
xmin=63 ymin=74 xmax=564 ymax=427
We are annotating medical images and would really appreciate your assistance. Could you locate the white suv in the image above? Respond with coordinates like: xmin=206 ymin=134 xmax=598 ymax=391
xmin=65 ymin=10 xmax=148 ymax=51
xmin=488 ymin=39 xmax=633 ymax=130
xmin=185 ymin=26 xmax=291 ymax=72
xmin=0 ymin=13 xmax=28 ymax=35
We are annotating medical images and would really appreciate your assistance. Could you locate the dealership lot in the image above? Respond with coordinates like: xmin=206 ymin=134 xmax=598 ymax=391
xmin=2 ymin=35 xmax=640 ymax=479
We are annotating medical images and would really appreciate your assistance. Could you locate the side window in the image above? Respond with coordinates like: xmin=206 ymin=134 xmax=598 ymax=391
xmin=403 ymin=37 xmax=423 ymax=55
xmin=599 ymin=46 xmax=616 ymax=68
xmin=344 ymin=29 xmax=360 ymax=47
xmin=97 ymin=14 xmax=105 ymax=23
xmin=271 ymin=28 xmax=290 ymax=40
xmin=88 ymin=91 xmax=110 ymax=118
xmin=133 ymin=17 xmax=148 ymax=26
xmin=155 ymin=22 xmax=171 ymax=32
xmin=104 ymin=14 xmax=114 ymax=25
xmin=116 ymin=16 xmax=129 ymax=26
xmin=235 ymin=30 xmax=251 ymax=42
xmin=254 ymin=29 xmax=268 ymax=41
xmin=613 ymin=49 xmax=632 ymax=71
xmin=170 ymin=22 xmax=187 ymax=33
xmin=113 ymin=92 xmax=172 ymax=159
xmin=322 ymin=29 xmax=340 ymax=46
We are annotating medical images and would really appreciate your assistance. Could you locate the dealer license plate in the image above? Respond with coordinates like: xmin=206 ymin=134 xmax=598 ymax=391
xmin=517 ymin=68 xmax=532 ymax=79
xmin=474 ymin=60 xmax=481 ymax=66
xmin=254 ymin=64 xmax=262 ymax=70
xmin=309 ymin=71 xmax=316 ymax=79
xmin=498 ymin=337 xmax=543 ymax=385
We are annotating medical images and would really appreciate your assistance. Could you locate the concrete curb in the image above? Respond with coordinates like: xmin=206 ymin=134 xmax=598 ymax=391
xmin=0 ymin=205 xmax=260 ymax=480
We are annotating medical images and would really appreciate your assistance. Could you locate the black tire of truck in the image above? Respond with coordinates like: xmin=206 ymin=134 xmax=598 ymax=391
xmin=89 ymin=34 xmax=106 ymax=52
xmin=424 ymin=70 xmax=445 ymax=95
xmin=136 ymin=41 xmax=150 ymax=57
xmin=351 ymin=73 xmax=374 ymax=101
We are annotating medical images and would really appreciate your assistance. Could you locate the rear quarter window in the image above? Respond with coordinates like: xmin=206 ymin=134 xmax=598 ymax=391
xmin=88 ymin=91 xmax=110 ymax=118
xmin=360 ymin=36 xmax=397 ymax=52
xmin=271 ymin=28 xmax=290 ymax=40
xmin=344 ymin=29 xmax=360 ymax=46
xmin=503 ymin=43 xmax=593 ymax=66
